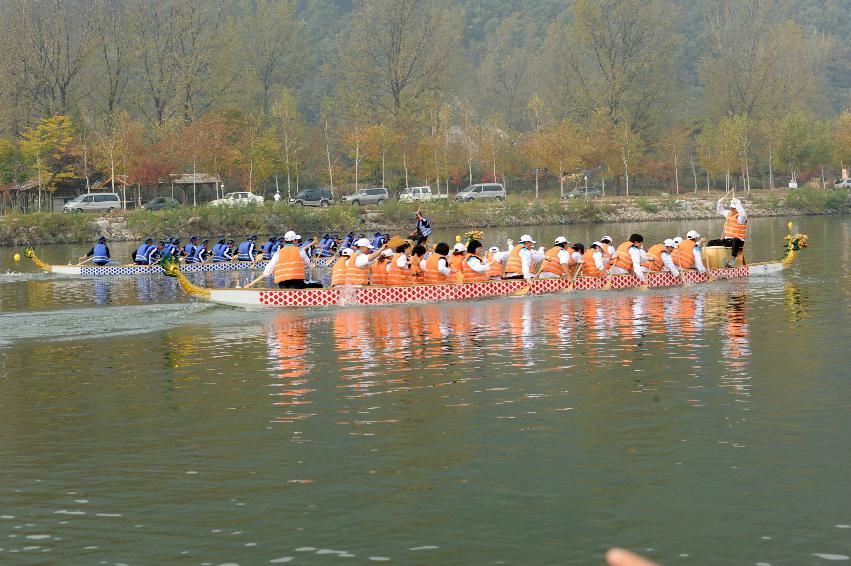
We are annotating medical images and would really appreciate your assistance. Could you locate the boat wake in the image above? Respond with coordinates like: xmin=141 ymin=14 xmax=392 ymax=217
xmin=0 ymin=270 xmax=49 ymax=283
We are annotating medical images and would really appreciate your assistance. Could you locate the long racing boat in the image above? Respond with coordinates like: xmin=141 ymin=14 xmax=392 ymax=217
xmin=160 ymin=233 xmax=809 ymax=309
xmin=23 ymin=248 xmax=337 ymax=277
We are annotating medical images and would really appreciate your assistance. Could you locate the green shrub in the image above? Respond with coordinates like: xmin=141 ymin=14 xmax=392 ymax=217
xmin=634 ymin=196 xmax=659 ymax=213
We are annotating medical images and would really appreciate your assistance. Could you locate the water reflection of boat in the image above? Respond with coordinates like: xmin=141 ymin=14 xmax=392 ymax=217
xmin=161 ymin=234 xmax=809 ymax=309
xmin=23 ymin=247 xmax=335 ymax=277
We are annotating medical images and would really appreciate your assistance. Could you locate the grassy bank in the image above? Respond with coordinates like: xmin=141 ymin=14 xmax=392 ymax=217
xmin=2 ymin=188 xmax=849 ymax=246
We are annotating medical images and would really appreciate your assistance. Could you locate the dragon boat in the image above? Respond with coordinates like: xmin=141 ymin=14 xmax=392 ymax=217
xmin=160 ymin=233 xmax=809 ymax=309
xmin=23 ymin=248 xmax=336 ymax=277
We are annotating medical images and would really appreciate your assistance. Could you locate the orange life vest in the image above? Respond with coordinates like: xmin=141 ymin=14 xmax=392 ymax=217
xmin=273 ymin=245 xmax=305 ymax=283
xmin=505 ymin=245 xmax=524 ymax=275
xmin=346 ymin=251 xmax=370 ymax=285
xmin=461 ymin=253 xmax=488 ymax=283
xmin=567 ymin=250 xmax=581 ymax=269
xmin=645 ymin=244 xmax=666 ymax=272
xmin=723 ymin=209 xmax=747 ymax=239
xmin=424 ymin=254 xmax=449 ymax=284
xmin=448 ymin=253 xmax=464 ymax=272
xmin=541 ymin=246 xmax=566 ymax=276
xmin=612 ymin=241 xmax=637 ymax=272
xmin=371 ymin=258 xmax=388 ymax=285
xmin=386 ymin=252 xmax=410 ymax=286
xmin=582 ymin=249 xmax=606 ymax=277
xmin=486 ymin=250 xmax=503 ymax=278
xmin=673 ymin=239 xmax=696 ymax=269
xmin=410 ymin=256 xmax=424 ymax=282
xmin=331 ymin=256 xmax=349 ymax=286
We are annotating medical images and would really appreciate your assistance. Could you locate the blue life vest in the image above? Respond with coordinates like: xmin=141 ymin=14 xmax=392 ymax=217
xmin=236 ymin=241 xmax=254 ymax=261
xmin=92 ymin=243 xmax=109 ymax=264
xmin=183 ymin=244 xmax=197 ymax=263
xmin=261 ymin=242 xmax=274 ymax=260
xmin=162 ymin=243 xmax=176 ymax=256
xmin=193 ymin=245 xmax=206 ymax=263
xmin=134 ymin=244 xmax=150 ymax=263
xmin=212 ymin=244 xmax=231 ymax=262
xmin=146 ymin=247 xmax=161 ymax=264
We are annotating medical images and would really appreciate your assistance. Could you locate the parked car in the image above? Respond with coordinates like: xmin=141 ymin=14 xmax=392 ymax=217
xmin=834 ymin=178 xmax=851 ymax=189
xmin=63 ymin=192 xmax=121 ymax=213
xmin=398 ymin=186 xmax=446 ymax=203
xmin=342 ymin=187 xmax=389 ymax=206
xmin=209 ymin=192 xmax=264 ymax=207
xmin=564 ymin=187 xmax=603 ymax=199
xmin=289 ymin=188 xmax=334 ymax=207
xmin=455 ymin=183 xmax=506 ymax=202
xmin=142 ymin=196 xmax=180 ymax=211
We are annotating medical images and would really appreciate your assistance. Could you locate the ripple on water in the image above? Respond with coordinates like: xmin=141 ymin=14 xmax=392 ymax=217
xmin=813 ymin=554 xmax=850 ymax=561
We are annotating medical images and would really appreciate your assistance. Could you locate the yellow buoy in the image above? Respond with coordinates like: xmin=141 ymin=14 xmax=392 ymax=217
xmin=455 ymin=235 xmax=461 ymax=243
xmin=13 ymin=253 xmax=20 ymax=262
xmin=787 ymin=221 xmax=794 ymax=232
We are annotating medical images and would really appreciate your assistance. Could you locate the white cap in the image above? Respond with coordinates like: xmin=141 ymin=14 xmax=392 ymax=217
xmin=601 ymin=235 xmax=613 ymax=243
xmin=673 ymin=236 xmax=683 ymax=244
xmin=686 ymin=230 xmax=700 ymax=240
xmin=354 ymin=238 xmax=373 ymax=249
xmin=453 ymin=243 xmax=466 ymax=252
xmin=663 ymin=238 xmax=677 ymax=248
xmin=730 ymin=197 xmax=742 ymax=208
xmin=381 ymin=248 xmax=394 ymax=257
xmin=519 ymin=234 xmax=536 ymax=243
xmin=284 ymin=230 xmax=297 ymax=241
xmin=592 ymin=241 xmax=603 ymax=248
xmin=488 ymin=246 xmax=499 ymax=253
xmin=340 ymin=248 xmax=353 ymax=256
xmin=294 ymin=234 xmax=302 ymax=241
xmin=554 ymin=236 xmax=569 ymax=245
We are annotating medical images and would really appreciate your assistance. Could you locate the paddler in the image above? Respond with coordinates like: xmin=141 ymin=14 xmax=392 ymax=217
xmin=387 ymin=242 xmax=413 ymax=286
xmin=260 ymin=236 xmax=277 ymax=260
xmin=644 ymin=239 xmax=680 ymax=278
xmin=672 ymin=230 xmax=707 ymax=274
xmin=717 ymin=196 xmax=748 ymax=265
xmin=348 ymin=237 xmax=388 ymax=286
xmin=236 ymin=235 xmax=257 ymax=261
xmin=569 ymin=243 xmax=585 ymax=270
xmin=195 ymin=239 xmax=209 ymax=263
xmin=600 ymin=236 xmax=616 ymax=267
xmin=485 ymin=246 xmax=504 ymax=280
xmin=212 ymin=239 xmax=235 ymax=262
xmin=610 ymin=234 xmax=648 ymax=282
xmin=80 ymin=236 xmax=111 ymax=266
xmin=264 ymin=232 xmax=322 ymax=289
xmin=371 ymin=249 xmax=394 ymax=286
xmin=183 ymin=236 xmax=200 ymax=264
xmin=134 ymin=237 xmax=154 ymax=265
xmin=146 ymin=241 xmax=165 ymax=264
xmin=539 ymin=236 xmax=572 ymax=278
xmin=448 ymin=243 xmax=466 ymax=272
xmin=460 ymin=239 xmax=490 ymax=283
xmin=582 ymin=242 xmax=608 ymax=277
xmin=423 ymin=242 xmax=452 ymax=284
xmin=504 ymin=234 xmax=545 ymax=279
xmin=409 ymin=244 xmax=427 ymax=282
xmin=331 ymin=248 xmax=354 ymax=288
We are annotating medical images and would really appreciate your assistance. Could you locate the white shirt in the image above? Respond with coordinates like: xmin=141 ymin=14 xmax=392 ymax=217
xmin=591 ymin=250 xmax=606 ymax=272
xmin=395 ymin=254 xmax=409 ymax=269
xmin=661 ymin=250 xmax=680 ymax=277
xmin=569 ymin=250 xmax=583 ymax=266
xmin=629 ymin=246 xmax=646 ymax=282
xmin=692 ymin=242 xmax=707 ymax=273
xmin=466 ymin=255 xmax=490 ymax=274
xmin=511 ymin=246 xmax=546 ymax=278
xmin=262 ymin=245 xmax=309 ymax=277
xmin=273 ymin=193 xmax=281 ymax=202
xmin=354 ymin=252 xmax=375 ymax=268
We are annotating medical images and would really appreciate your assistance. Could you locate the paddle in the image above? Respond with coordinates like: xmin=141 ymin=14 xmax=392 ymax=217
xmin=76 ymin=256 xmax=93 ymax=265
xmin=563 ymin=263 xmax=583 ymax=292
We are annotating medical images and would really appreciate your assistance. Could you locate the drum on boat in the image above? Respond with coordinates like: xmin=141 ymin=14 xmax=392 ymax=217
xmin=703 ymin=246 xmax=732 ymax=269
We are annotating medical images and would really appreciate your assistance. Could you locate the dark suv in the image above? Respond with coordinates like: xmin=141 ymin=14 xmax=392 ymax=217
xmin=289 ymin=188 xmax=334 ymax=208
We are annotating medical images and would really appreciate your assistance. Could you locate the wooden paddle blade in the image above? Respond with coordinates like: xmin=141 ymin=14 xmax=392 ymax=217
xmin=511 ymin=282 xmax=532 ymax=296
xmin=385 ymin=235 xmax=406 ymax=250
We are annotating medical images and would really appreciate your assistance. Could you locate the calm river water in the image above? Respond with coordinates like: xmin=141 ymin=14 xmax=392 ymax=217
xmin=0 ymin=216 xmax=849 ymax=565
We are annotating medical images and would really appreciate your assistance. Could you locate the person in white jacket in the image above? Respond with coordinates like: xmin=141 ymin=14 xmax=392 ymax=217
xmin=504 ymin=234 xmax=546 ymax=279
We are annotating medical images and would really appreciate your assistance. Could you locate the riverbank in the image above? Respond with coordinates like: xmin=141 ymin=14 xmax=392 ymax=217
xmin=2 ymin=188 xmax=848 ymax=246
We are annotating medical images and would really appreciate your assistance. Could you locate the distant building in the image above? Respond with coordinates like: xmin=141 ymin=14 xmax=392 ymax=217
xmin=169 ymin=173 xmax=223 ymax=203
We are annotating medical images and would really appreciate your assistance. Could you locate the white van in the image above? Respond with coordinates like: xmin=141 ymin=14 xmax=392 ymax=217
xmin=398 ymin=186 xmax=447 ymax=203
xmin=63 ymin=193 xmax=122 ymax=213
xmin=456 ymin=183 xmax=506 ymax=202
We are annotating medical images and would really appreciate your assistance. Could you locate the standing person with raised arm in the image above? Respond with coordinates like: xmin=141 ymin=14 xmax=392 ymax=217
xmin=412 ymin=207 xmax=432 ymax=245
xmin=717 ymin=196 xmax=748 ymax=265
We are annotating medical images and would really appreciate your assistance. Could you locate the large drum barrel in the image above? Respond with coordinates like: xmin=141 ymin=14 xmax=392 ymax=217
xmin=703 ymin=246 xmax=731 ymax=269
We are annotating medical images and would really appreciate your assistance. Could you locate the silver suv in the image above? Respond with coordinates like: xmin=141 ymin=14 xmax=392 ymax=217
xmin=342 ymin=187 xmax=389 ymax=206
xmin=63 ymin=192 xmax=121 ymax=213
xmin=456 ymin=183 xmax=506 ymax=202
